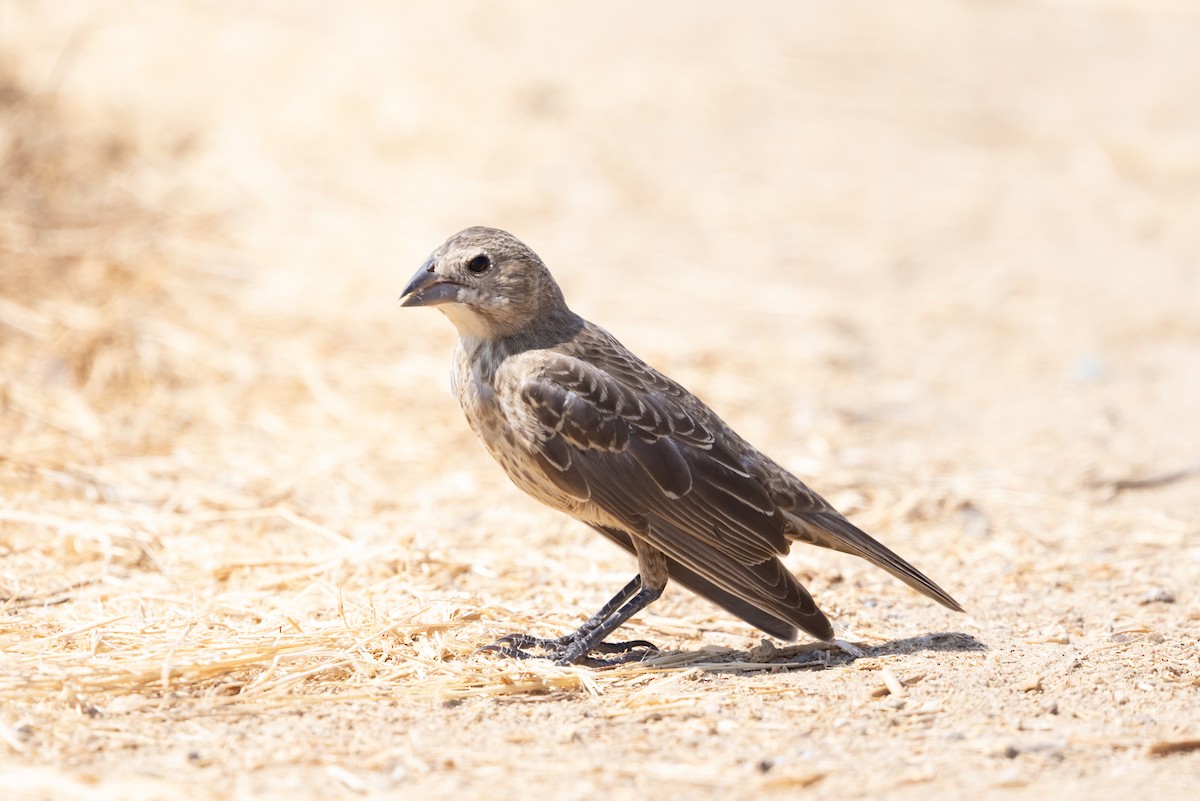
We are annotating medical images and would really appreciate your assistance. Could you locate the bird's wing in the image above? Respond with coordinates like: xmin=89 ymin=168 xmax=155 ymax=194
xmin=510 ymin=351 xmax=786 ymax=563
xmin=501 ymin=350 xmax=834 ymax=640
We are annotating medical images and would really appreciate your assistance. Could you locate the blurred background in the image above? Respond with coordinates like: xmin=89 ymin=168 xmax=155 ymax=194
xmin=2 ymin=1 xmax=1199 ymax=799
xmin=5 ymin=0 xmax=1197 ymax=539
xmin=6 ymin=0 xmax=1199 ymax=483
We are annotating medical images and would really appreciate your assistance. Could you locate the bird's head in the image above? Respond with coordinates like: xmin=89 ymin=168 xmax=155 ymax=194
xmin=400 ymin=227 xmax=571 ymax=340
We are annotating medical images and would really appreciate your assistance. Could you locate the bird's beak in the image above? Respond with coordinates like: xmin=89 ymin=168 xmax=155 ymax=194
xmin=398 ymin=259 xmax=461 ymax=308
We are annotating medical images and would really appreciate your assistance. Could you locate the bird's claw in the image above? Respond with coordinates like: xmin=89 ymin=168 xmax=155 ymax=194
xmin=477 ymin=632 xmax=659 ymax=667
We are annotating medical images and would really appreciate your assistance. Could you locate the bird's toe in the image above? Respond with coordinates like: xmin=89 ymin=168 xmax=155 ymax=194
xmin=477 ymin=632 xmax=659 ymax=666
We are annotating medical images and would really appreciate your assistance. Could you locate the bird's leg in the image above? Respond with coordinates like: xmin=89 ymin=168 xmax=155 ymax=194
xmin=482 ymin=575 xmax=660 ymax=665
xmin=488 ymin=575 xmax=646 ymax=652
xmin=570 ymin=575 xmax=645 ymax=641
xmin=480 ymin=545 xmax=670 ymax=667
xmin=553 ymin=545 xmax=668 ymax=665
xmin=553 ymin=582 xmax=663 ymax=666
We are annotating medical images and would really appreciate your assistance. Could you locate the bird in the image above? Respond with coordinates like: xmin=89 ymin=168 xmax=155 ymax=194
xmin=399 ymin=226 xmax=963 ymax=666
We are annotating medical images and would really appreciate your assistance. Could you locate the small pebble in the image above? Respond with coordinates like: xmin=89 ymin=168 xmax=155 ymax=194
xmin=1138 ymin=588 xmax=1175 ymax=605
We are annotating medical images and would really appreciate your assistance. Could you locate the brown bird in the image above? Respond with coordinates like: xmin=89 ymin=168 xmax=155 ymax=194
xmin=400 ymin=227 xmax=963 ymax=666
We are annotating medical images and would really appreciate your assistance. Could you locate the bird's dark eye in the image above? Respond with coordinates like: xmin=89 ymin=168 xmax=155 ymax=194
xmin=467 ymin=254 xmax=492 ymax=274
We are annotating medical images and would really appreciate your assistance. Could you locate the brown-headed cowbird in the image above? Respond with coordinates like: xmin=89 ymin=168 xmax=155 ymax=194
xmin=400 ymin=227 xmax=962 ymax=666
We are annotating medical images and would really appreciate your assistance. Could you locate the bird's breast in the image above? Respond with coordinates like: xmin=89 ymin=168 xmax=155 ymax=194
xmin=451 ymin=340 xmax=588 ymax=517
xmin=451 ymin=340 xmax=499 ymax=432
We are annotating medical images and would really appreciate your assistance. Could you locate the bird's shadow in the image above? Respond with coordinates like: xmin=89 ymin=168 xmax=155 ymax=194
xmin=634 ymin=631 xmax=986 ymax=673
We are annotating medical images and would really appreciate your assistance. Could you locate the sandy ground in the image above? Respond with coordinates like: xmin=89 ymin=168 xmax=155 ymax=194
xmin=2 ymin=1 xmax=1199 ymax=799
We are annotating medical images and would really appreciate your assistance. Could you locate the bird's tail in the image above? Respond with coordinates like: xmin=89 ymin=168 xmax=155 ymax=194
xmin=796 ymin=512 xmax=964 ymax=612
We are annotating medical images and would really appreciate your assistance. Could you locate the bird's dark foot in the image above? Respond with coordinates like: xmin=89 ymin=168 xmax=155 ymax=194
xmin=477 ymin=576 xmax=665 ymax=667
xmin=478 ymin=632 xmax=659 ymax=667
